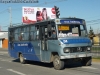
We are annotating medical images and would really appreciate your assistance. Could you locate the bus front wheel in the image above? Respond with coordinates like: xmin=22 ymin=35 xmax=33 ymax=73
xmin=19 ymin=54 xmax=26 ymax=64
xmin=53 ymin=55 xmax=65 ymax=70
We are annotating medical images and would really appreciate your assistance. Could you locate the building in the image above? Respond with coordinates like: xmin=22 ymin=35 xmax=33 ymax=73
xmin=93 ymin=34 xmax=100 ymax=45
xmin=0 ymin=31 xmax=8 ymax=48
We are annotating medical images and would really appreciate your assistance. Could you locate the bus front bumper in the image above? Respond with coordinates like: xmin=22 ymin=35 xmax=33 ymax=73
xmin=60 ymin=53 xmax=92 ymax=59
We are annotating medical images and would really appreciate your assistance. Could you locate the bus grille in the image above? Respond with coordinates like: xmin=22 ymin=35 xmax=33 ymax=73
xmin=70 ymin=47 xmax=87 ymax=53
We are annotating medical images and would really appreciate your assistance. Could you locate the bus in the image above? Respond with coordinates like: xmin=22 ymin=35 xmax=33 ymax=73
xmin=8 ymin=18 xmax=92 ymax=70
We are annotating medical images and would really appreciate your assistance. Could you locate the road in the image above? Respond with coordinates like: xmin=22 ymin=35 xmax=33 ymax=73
xmin=0 ymin=49 xmax=100 ymax=75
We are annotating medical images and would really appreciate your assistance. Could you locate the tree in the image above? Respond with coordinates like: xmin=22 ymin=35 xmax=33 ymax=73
xmin=88 ymin=26 xmax=95 ymax=44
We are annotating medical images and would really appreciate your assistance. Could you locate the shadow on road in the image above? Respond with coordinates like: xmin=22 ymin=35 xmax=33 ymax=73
xmin=12 ymin=59 xmax=83 ymax=69
xmin=12 ymin=59 xmax=20 ymax=63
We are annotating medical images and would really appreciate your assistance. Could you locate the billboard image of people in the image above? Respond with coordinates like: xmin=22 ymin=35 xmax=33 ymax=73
xmin=42 ymin=8 xmax=48 ymax=20
xmin=36 ymin=10 xmax=42 ymax=22
xmin=22 ymin=7 xmax=56 ymax=24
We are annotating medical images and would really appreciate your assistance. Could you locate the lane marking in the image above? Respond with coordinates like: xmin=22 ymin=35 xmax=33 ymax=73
xmin=7 ymin=69 xmax=26 ymax=75
xmin=81 ymin=66 xmax=98 ymax=69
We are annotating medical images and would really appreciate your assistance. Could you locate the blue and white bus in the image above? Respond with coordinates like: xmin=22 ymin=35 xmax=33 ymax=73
xmin=8 ymin=18 xmax=92 ymax=70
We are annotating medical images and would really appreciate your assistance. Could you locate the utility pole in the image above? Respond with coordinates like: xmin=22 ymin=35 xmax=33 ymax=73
xmin=9 ymin=7 xmax=12 ymax=27
xmin=0 ymin=26 xmax=1 ymax=31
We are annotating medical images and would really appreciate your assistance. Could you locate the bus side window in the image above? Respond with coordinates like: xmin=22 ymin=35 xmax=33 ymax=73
xmin=14 ymin=28 xmax=19 ymax=41
xmin=35 ymin=25 xmax=39 ymax=40
xmin=18 ymin=32 xmax=22 ymax=41
xmin=47 ymin=24 xmax=52 ymax=38
xmin=24 ymin=26 xmax=29 ymax=41
xmin=9 ymin=31 xmax=14 ymax=42
xmin=30 ymin=25 xmax=35 ymax=41
xmin=36 ymin=29 xmax=39 ymax=40
xmin=45 ymin=27 xmax=47 ymax=39
xmin=18 ymin=27 xmax=25 ymax=41
xmin=19 ymin=35 xmax=22 ymax=41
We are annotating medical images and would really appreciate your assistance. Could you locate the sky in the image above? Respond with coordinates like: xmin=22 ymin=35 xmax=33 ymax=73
xmin=0 ymin=0 xmax=100 ymax=34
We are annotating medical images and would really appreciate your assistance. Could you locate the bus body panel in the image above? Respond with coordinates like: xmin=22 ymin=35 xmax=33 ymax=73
xmin=43 ymin=36 xmax=92 ymax=61
xmin=8 ymin=42 xmax=41 ymax=61
xmin=8 ymin=36 xmax=92 ymax=62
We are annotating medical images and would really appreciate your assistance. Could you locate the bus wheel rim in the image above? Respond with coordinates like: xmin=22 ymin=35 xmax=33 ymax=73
xmin=54 ymin=58 xmax=60 ymax=67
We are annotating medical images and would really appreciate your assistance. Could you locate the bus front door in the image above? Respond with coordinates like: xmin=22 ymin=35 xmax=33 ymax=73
xmin=39 ymin=25 xmax=48 ymax=62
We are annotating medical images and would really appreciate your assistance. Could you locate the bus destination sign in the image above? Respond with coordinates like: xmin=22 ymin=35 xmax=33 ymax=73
xmin=60 ymin=20 xmax=83 ymax=24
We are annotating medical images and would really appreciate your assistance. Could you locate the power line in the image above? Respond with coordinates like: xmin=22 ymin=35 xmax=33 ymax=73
xmin=86 ymin=19 xmax=100 ymax=23
xmin=0 ymin=9 xmax=7 ymax=14
xmin=85 ymin=15 xmax=100 ymax=19
xmin=11 ymin=0 xmax=67 ymax=11
xmin=34 ymin=0 xmax=67 ymax=6
xmin=86 ymin=20 xmax=100 ymax=25
xmin=87 ymin=22 xmax=100 ymax=26
xmin=2 ymin=18 xmax=100 ymax=27
xmin=0 ymin=19 xmax=9 ymax=24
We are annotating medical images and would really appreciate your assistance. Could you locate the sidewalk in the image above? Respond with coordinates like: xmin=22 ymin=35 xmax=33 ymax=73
xmin=0 ymin=48 xmax=8 ymax=51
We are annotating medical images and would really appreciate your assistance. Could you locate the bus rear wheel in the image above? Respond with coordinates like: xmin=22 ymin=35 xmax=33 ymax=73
xmin=53 ymin=55 xmax=65 ymax=70
xmin=19 ymin=54 xmax=26 ymax=64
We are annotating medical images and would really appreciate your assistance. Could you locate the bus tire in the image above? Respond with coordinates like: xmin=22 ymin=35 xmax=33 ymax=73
xmin=19 ymin=54 xmax=26 ymax=64
xmin=81 ymin=57 xmax=92 ymax=66
xmin=53 ymin=55 xmax=65 ymax=70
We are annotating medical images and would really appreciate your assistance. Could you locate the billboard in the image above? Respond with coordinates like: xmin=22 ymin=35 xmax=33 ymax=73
xmin=22 ymin=7 xmax=56 ymax=24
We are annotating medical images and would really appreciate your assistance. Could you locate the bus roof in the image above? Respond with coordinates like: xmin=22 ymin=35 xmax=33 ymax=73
xmin=8 ymin=17 xmax=85 ymax=29
xmin=58 ymin=17 xmax=85 ymax=20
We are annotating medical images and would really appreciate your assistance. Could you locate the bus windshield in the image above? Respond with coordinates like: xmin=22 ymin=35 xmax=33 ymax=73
xmin=57 ymin=24 xmax=87 ymax=38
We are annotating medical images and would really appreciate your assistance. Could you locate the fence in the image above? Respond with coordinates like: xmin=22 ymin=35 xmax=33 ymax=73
xmin=91 ymin=45 xmax=100 ymax=58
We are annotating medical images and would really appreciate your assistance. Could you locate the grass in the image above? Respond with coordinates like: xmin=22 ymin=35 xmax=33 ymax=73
xmin=92 ymin=47 xmax=100 ymax=50
xmin=92 ymin=57 xmax=100 ymax=62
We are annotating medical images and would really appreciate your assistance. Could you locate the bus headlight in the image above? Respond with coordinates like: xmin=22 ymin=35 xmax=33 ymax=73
xmin=87 ymin=47 xmax=91 ymax=51
xmin=63 ymin=48 xmax=70 ymax=53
